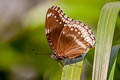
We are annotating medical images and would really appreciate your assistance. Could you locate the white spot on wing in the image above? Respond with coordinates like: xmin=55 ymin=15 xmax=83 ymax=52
xmin=80 ymin=23 xmax=84 ymax=26
xmin=64 ymin=15 xmax=67 ymax=18
xmin=63 ymin=32 xmax=65 ymax=34
xmin=70 ymin=28 xmax=73 ymax=31
xmin=76 ymin=21 xmax=80 ymax=24
xmin=64 ymin=24 xmax=67 ymax=26
xmin=68 ymin=18 xmax=72 ymax=21
xmin=55 ymin=7 xmax=58 ymax=11
xmin=54 ymin=16 xmax=56 ymax=18
xmin=47 ymin=13 xmax=51 ymax=18
xmin=58 ymin=9 xmax=61 ymax=13
xmin=84 ymin=26 xmax=89 ymax=29
xmin=59 ymin=22 xmax=62 ymax=24
xmin=75 ymin=29 xmax=77 ymax=32
xmin=61 ymin=12 xmax=64 ymax=15
xmin=78 ymin=32 xmax=80 ymax=34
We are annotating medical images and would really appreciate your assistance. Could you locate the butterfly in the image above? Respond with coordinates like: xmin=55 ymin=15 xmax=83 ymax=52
xmin=45 ymin=6 xmax=96 ymax=60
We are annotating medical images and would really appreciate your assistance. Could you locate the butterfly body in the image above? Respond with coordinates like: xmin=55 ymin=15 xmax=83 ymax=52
xmin=45 ymin=6 xmax=96 ymax=60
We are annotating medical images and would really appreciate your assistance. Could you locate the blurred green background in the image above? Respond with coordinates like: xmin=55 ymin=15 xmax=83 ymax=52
xmin=0 ymin=0 xmax=120 ymax=80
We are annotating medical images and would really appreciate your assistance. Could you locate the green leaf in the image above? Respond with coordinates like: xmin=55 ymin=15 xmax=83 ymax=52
xmin=108 ymin=58 xmax=117 ymax=80
xmin=61 ymin=55 xmax=85 ymax=80
xmin=108 ymin=45 xmax=120 ymax=80
xmin=92 ymin=2 xmax=120 ymax=80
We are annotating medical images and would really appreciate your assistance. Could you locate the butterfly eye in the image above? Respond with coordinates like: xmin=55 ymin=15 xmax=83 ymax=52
xmin=45 ymin=6 xmax=96 ymax=60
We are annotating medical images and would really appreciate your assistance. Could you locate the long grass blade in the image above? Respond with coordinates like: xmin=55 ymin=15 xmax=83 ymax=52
xmin=108 ymin=45 xmax=120 ymax=80
xmin=61 ymin=54 xmax=86 ymax=80
xmin=92 ymin=2 xmax=120 ymax=80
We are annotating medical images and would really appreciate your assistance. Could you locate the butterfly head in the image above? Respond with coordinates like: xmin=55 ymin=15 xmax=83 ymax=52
xmin=51 ymin=53 xmax=67 ymax=60
xmin=51 ymin=54 xmax=58 ymax=59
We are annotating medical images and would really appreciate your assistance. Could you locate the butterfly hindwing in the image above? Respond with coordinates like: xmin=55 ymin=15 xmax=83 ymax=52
xmin=57 ymin=23 xmax=88 ymax=58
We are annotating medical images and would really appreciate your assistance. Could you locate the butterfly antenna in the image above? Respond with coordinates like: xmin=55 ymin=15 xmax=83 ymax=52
xmin=56 ymin=60 xmax=65 ymax=77
xmin=34 ymin=53 xmax=51 ymax=56
xmin=32 ymin=49 xmax=51 ymax=56
xmin=59 ymin=62 xmax=65 ymax=77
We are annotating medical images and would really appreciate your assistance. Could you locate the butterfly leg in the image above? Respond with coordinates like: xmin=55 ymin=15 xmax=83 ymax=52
xmin=58 ymin=62 xmax=66 ymax=78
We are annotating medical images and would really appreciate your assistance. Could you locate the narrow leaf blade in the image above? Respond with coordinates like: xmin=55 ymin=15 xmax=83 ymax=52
xmin=92 ymin=2 xmax=120 ymax=80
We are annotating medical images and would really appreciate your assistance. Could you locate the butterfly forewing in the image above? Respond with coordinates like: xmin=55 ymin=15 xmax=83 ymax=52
xmin=45 ymin=6 xmax=65 ymax=52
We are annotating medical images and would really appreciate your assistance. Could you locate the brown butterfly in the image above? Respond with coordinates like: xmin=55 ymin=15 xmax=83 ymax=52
xmin=45 ymin=6 xmax=96 ymax=60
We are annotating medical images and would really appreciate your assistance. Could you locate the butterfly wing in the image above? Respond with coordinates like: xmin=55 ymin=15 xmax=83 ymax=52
xmin=45 ymin=6 xmax=65 ymax=52
xmin=57 ymin=21 xmax=95 ymax=59
xmin=45 ymin=6 xmax=96 ymax=60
